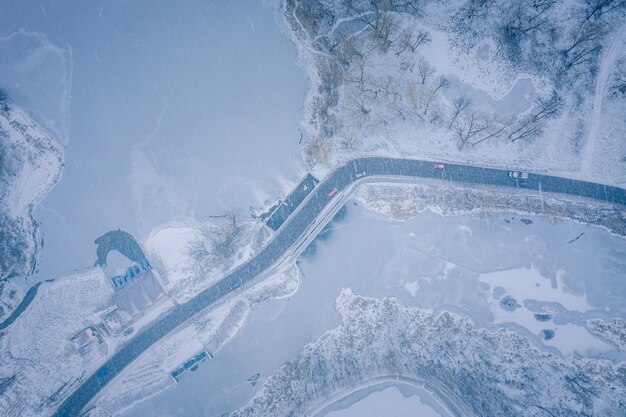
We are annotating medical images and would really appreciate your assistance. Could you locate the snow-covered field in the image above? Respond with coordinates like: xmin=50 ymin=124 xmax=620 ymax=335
xmin=0 ymin=269 xmax=113 ymax=417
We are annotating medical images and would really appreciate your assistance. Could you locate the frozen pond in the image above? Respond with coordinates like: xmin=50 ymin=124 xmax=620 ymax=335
xmin=444 ymin=76 xmax=537 ymax=117
xmin=318 ymin=383 xmax=449 ymax=417
xmin=123 ymin=203 xmax=626 ymax=416
xmin=0 ymin=0 xmax=307 ymax=281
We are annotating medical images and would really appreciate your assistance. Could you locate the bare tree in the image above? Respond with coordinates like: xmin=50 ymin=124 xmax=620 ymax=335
xmin=208 ymin=210 xmax=243 ymax=262
xmin=508 ymin=113 xmax=544 ymax=143
xmin=461 ymin=0 xmax=491 ymax=21
xmin=584 ymin=0 xmax=626 ymax=20
xmin=356 ymin=2 xmax=399 ymax=53
xmin=448 ymin=97 xmax=472 ymax=128
xmin=391 ymin=0 xmax=426 ymax=16
xmin=508 ymin=91 xmax=562 ymax=142
xmin=471 ymin=118 xmax=514 ymax=146
xmin=429 ymin=108 xmax=445 ymax=125
xmin=565 ymin=373 xmax=599 ymax=409
xmin=350 ymin=95 xmax=371 ymax=121
xmin=505 ymin=0 xmax=558 ymax=38
xmin=405 ymin=80 xmax=426 ymax=122
xmin=609 ymin=60 xmax=626 ymax=97
xmin=347 ymin=55 xmax=369 ymax=86
xmin=533 ymin=91 xmax=563 ymax=120
xmin=336 ymin=36 xmax=365 ymax=68
xmin=395 ymin=28 xmax=430 ymax=55
xmin=373 ymin=11 xmax=399 ymax=52
xmin=418 ymin=59 xmax=435 ymax=84
xmin=422 ymin=76 xmax=449 ymax=115
xmin=189 ymin=209 xmax=245 ymax=275
xmin=453 ymin=112 xmax=492 ymax=149
xmin=306 ymin=136 xmax=332 ymax=164
xmin=396 ymin=28 xmax=414 ymax=56
xmin=563 ymin=20 xmax=606 ymax=68
xmin=372 ymin=75 xmax=401 ymax=103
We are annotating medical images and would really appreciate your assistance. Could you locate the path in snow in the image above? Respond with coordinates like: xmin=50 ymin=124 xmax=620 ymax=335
xmin=581 ymin=24 xmax=626 ymax=178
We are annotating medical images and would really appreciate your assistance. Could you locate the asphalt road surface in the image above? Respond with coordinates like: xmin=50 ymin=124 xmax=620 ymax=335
xmin=52 ymin=157 xmax=626 ymax=417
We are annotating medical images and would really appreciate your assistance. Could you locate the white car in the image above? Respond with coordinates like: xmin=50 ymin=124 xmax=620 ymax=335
xmin=355 ymin=172 xmax=366 ymax=179
xmin=508 ymin=171 xmax=528 ymax=179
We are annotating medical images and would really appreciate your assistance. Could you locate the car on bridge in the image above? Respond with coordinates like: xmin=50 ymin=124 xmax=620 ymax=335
xmin=508 ymin=171 xmax=529 ymax=179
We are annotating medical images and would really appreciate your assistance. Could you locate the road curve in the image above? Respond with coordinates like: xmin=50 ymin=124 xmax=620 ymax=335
xmin=52 ymin=157 xmax=626 ymax=417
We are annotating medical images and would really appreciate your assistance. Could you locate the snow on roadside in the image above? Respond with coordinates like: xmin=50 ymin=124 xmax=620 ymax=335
xmin=142 ymin=223 xmax=203 ymax=301
xmin=353 ymin=181 xmax=626 ymax=236
xmin=143 ymin=217 xmax=268 ymax=303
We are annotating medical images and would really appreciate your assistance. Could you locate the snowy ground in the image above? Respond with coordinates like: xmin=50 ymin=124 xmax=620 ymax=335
xmin=0 ymin=269 xmax=113 ymax=417
xmin=0 ymin=97 xmax=63 ymax=283
xmin=583 ymin=26 xmax=626 ymax=183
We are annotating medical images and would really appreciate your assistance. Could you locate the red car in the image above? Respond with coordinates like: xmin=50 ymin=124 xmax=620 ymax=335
xmin=433 ymin=163 xmax=445 ymax=169
xmin=328 ymin=187 xmax=338 ymax=198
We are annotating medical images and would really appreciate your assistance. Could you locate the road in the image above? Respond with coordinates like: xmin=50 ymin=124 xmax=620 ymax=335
xmin=51 ymin=157 xmax=626 ymax=417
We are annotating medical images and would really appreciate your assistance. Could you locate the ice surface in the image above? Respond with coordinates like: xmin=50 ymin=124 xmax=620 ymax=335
xmin=321 ymin=384 xmax=445 ymax=417
xmin=0 ymin=31 xmax=72 ymax=142
xmin=0 ymin=0 xmax=308 ymax=282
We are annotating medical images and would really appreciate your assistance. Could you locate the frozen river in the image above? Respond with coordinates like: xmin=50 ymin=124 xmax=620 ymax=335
xmin=122 ymin=203 xmax=626 ymax=417
xmin=0 ymin=0 xmax=307 ymax=281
